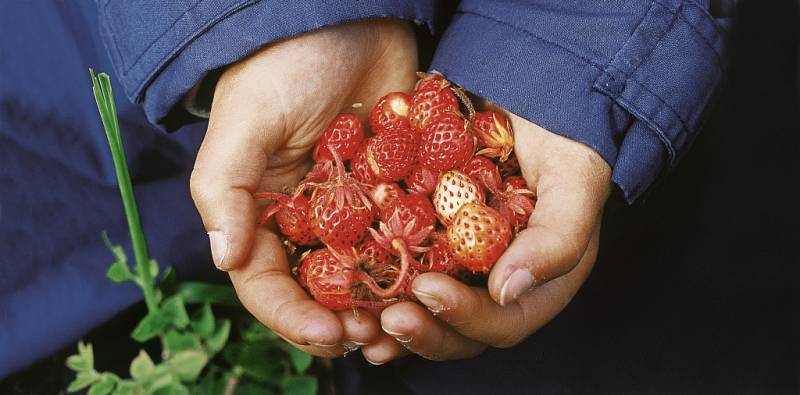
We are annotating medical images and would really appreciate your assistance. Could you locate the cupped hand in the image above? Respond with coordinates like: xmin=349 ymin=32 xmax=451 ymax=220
xmin=189 ymin=19 xmax=418 ymax=357
xmin=366 ymin=112 xmax=612 ymax=363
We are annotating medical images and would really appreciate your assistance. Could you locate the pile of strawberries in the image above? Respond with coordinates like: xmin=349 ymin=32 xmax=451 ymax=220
xmin=255 ymin=73 xmax=536 ymax=312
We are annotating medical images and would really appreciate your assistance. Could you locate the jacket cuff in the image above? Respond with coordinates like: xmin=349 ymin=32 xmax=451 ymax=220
xmin=97 ymin=0 xmax=437 ymax=131
xmin=431 ymin=0 xmax=726 ymax=202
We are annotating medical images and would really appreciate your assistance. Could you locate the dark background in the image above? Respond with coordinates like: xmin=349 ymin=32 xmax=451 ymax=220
xmin=3 ymin=0 xmax=798 ymax=394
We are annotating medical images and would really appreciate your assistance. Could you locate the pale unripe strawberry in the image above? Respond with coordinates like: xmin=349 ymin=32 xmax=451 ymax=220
xmin=432 ymin=170 xmax=485 ymax=225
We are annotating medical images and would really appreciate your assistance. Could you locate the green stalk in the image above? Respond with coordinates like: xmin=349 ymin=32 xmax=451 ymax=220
xmin=90 ymin=70 xmax=157 ymax=313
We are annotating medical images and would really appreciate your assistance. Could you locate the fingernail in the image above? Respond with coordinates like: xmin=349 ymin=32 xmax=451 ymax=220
xmin=208 ymin=231 xmax=230 ymax=270
xmin=412 ymin=289 xmax=444 ymax=313
xmin=365 ymin=356 xmax=385 ymax=366
xmin=499 ymin=268 xmax=534 ymax=306
xmin=310 ymin=342 xmax=337 ymax=348
xmin=382 ymin=328 xmax=413 ymax=343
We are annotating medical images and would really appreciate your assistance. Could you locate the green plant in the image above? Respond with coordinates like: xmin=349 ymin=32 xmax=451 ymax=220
xmin=64 ymin=71 xmax=317 ymax=395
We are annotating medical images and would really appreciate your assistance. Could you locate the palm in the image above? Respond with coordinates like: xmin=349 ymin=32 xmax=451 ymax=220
xmin=191 ymin=20 xmax=418 ymax=357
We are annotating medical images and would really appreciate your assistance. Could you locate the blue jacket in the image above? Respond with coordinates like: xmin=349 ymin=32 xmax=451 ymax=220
xmin=0 ymin=0 xmax=726 ymax=378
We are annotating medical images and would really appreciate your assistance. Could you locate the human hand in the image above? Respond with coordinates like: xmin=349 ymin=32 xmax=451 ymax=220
xmin=189 ymin=19 xmax=418 ymax=357
xmin=364 ymin=112 xmax=612 ymax=363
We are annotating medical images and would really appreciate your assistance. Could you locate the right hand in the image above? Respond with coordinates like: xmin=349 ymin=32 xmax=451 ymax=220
xmin=190 ymin=19 xmax=418 ymax=357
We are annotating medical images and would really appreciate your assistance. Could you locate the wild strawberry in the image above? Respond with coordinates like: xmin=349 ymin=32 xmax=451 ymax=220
xmin=409 ymin=73 xmax=459 ymax=132
xmin=355 ymin=211 xmax=431 ymax=299
xmin=369 ymin=92 xmax=411 ymax=134
xmin=447 ymin=202 xmax=512 ymax=273
xmin=366 ymin=127 xmax=419 ymax=181
xmin=473 ymin=111 xmax=514 ymax=162
xmin=497 ymin=153 xmax=521 ymax=178
xmin=380 ymin=193 xmax=436 ymax=236
xmin=301 ymin=248 xmax=355 ymax=310
xmin=418 ymin=111 xmax=474 ymax=172
xmin=254 ymin=192 xmax=318 ymax=246
xmin=460 ymin=156 xmax=501 ymax=193
xmin=358 ymin=239 xmax=395 ymax=269
xmin=350 ymin=143 xmax=379 ymax=186
xmin=369 ymin=182 xmax=404 ymax=211
xmin=312 ymin=114 xmax=364 ymax=162
xmin=309 ymin=144 xmax=374 ymax=250
xmin=404 ymin=166 xmax=439 ymax=196
xmin=432 ymin=170 xmax=485 ymax=225
xmin=488 ymin=176 xmax=536 ymax=232
xmin=416 ymin=232 xmax=458 ymax=274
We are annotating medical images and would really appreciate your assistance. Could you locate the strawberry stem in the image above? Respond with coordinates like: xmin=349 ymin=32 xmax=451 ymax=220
xmin=354 ymin=239 xmax=412 ymax=299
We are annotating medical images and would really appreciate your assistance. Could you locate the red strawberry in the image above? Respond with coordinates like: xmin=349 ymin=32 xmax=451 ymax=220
xmin=350 ymin=143 xmax=379 ymax=186
xmin=359 ymin=239 xmax=395 ymax=269
xmin=301 ymin=248 xmax=355 ymax=310
xmin=460 ymin=156 xmax=501 ymax=193
xmin=354 ymin=211 xmax=431 ymax=299
xmin=488 ymin=176 xmax=536 ymax=232
xmin=254 ymin=192 xmax=318 ymax=246
xmin=447 ymin=202 xmax=512 ymax=273
xmin=310 ymin=144 xmax=374 ymax=250
xmin=418 ymin=111 xmax=474 ymax=172
xmin=369 ymin=182 xmax=404 ymax=211
xmin=369 ymin=92 xmax=411 ymax=134
xmin=473 ymin=111 xmax=514 ymax=162
xmin=380 ymin=193 xmax=436 ymax=236
xmin=312 ymin=114 xmax=364 ymax=162
xmin=432 ymin=170 xmax=486 ymax=225
xmin=409 ymin=73 xmax=459 ymax=132
xmin=366 ymin=127 xmax=419 ymax=181
xmin=416 ymin=232 xmax=458 ymax=274
xmin=404 ymin=166 xmax=439 ymax=196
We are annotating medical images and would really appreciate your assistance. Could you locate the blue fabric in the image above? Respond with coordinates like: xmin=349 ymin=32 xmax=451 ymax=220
xmin=97 ymin=0 xmax=437 ymax=129
xmin=431 ymin=0 xmax=727 ymax=202
xmin=0 ymin=0 xmax=724 ymax=379
xmin=0 ymin=0 xmax=435 ymax=378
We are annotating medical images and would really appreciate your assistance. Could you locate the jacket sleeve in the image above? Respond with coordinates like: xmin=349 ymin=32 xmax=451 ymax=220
xmin=431 ymin=0 xmax=728 ymax=202
xmin=95 ymin=0 xmax=438 ymax=131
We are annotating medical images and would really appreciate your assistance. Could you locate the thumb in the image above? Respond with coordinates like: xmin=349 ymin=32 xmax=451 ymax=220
xmin=190 ymin=99 xmax=285 ymax=271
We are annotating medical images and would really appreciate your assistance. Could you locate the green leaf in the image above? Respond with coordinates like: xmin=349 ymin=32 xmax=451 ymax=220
xmin=282 ymin=375 xmax=317 ymax=395
xmin=161 ymin=295 xmax=190 ymax=329
xmin=158 ymin=265 xmax=177 ymax=293
xmin=236 ymin=382 xmax=276 ymax=395
xmin=152 ymin=382 xmax=189 ymax=395
xmin=67 ymin=371 xmax=99 ymax=392
xmin=80 ymin=341 xmax=95 ymax=369
xmin=88 ymin=374 xmax=118 ymax=395
xmin=66 ymin=355 xmax=88 ymax=372
xmin=130 ymin=350 xmax=155 ymax=380
xmin=148 ymin=259 xmax=159 ymax=278
xmin=285 ymin=346 xmax=313 ymax=373
xmin=131 ymin=311 xmax=169 ymax=342
xmin=205 ymin=319 xmax=230 ymax=354
xmin=166 ymin=350 xmax=208 ymax=382
xmin=191 ymin=304 xmax=215 ymax=337
xmin=190 ymin=371 xmax=226 ymax=395
xmin=144 ymin=371 xmax=175 ymax=395
xmin=236 ymin=344 xmax=284 ymax=382
xmin=164 ymin=330 xmax=200 ymax=353
xmin=67 ymin=341 xmax=95 ymax=372
xmin=177 ymin=282 xmax=240 ymax=306
xmin=111 ymin=382 xmax=137 ymax=395
xmin=106 ymin=259 xmax=133 ymax=283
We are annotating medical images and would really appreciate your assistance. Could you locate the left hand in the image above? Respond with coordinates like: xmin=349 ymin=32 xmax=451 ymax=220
xmin=361 ymin=112 xmax=612 ymax=363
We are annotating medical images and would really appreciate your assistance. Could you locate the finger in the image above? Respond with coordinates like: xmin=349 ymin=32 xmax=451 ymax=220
xmin=360 ymin=332 xmax=408 ymax=366
xmin=413 ymin=228 xmax=598 ymax=348
xmin=229 ymin=227 xmax=343 ymax=347
xmin=337 ymin=309 xmax=381 ymax=350
xmin=488 ymin=120 xmax=611 ymax=305
xmin=189 ymin=73 xmax=291 ymax=271
xmin=380 ymin=302 xmax=486 ymax=361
